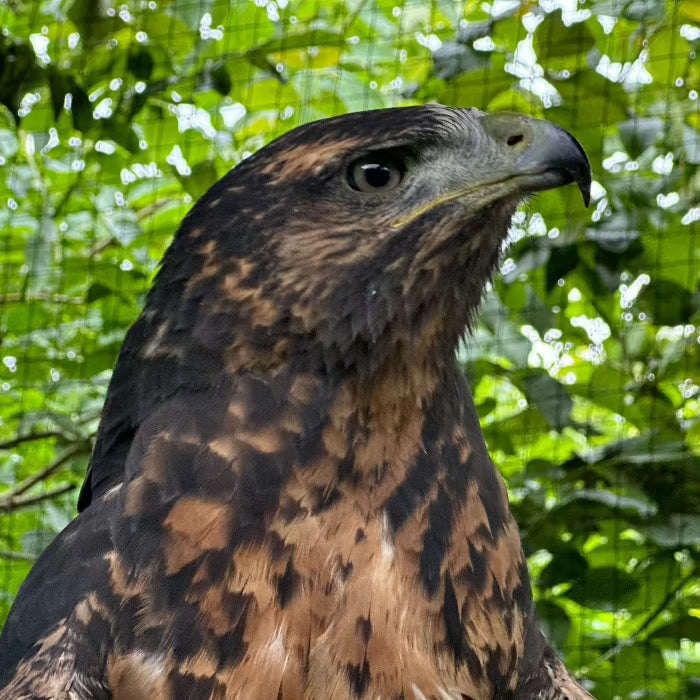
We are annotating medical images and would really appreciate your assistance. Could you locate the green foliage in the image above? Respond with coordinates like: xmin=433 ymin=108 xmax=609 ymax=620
xmin=0 ymin=0 xmax=697 ymax=696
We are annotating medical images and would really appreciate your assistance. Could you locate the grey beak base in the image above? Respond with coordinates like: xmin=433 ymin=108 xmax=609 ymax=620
xmin=515 ymin=121 xmax=592 ymax=207
xmin=480 ymin=113 xmax=592 ymax=206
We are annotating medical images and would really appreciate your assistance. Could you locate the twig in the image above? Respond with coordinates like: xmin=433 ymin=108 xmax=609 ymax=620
xmin=0 ymin=483 xmax=76 ymax=512
xmin=136 ymin=197 xmax=173 ymax=221
xmin=0 ymin=444 xmax=89 ymax=504
xmin=88 ymin=236 xmax=117 ymax=257
xmin=0 ymin=550 xmax=36 ymax=562
xmin=0 ymin=430 xmax=63 ymax=450
xmin=578 ymin=567 xmax=697 ymax=674
xmin=0 ymin=293 xmax=85 ymax=305
xmin=342 ymin=0 xmax=369 ymax=34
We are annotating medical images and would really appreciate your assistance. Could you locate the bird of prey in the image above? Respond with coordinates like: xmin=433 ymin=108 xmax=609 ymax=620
xmin=0 ymin=105 xmax=592 ymax=699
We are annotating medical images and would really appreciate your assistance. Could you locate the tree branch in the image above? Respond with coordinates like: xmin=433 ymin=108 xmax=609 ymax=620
xmin=578 ymin=566 xmax=697 ymax=674
xmin=0 ymin=550 xmax=36 ymax=562
xmin=0 ymin=292 xmax=84 ymax=304
xmin=0 ymin=483 xmax=77 ymax=512
xmin=0 ymin=443 xmax=89 ymax=510
xmin=0 ymin=430 xmax=63 ymax=450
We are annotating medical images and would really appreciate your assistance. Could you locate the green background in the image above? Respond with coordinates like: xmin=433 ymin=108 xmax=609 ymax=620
xmin=0 ymin=0 xmax=698 ymax=697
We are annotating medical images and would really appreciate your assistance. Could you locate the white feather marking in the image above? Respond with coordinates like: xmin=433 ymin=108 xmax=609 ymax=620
xmin=260 ymin=625 xmax=289 ymax=666
xmin=380 ymin=510 xmax=395 ymax=564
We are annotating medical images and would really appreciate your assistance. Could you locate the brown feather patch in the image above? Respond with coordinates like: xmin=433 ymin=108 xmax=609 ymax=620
xmin=163 ymin=497 xmax=232 ymax=575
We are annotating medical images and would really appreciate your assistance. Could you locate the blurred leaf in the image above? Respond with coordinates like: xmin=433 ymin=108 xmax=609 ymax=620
xmin=546 ymin=244 xmax=579 ymax=291
xmin=648 ymin=514 xmax=700 ymax=547
xmin=680 ymin=0 xmax=700 ymax=21
xmin=536 ymin=600 xmax=572 ymax=652
xmin=0 ymin=36 xmax=43 ymax=122
xmin=539 ymin=548 xmax=589 ymax=588
xmin=48 ymin=68 xmax=71 ymax=121
xmin=552 ymin=70 xmax=630 ymax=124
xmin=432 ymin=42 xmax=490 ymax=81
xmin=613 ymin=644 xmax=667 ymax=698
xmin=0 ymin=127 xmax=18 ymax=159
xmin=637 ymin=279 xmax=695 ymax=326
xmin=476 ymin=398 xmax=497 ymax=419
xmin=209 ymin=64 xmax=232 ymax=96
xmin=86 ymin=282 xmax=116 ymax=303
xmin=127 ymin=47 xmax=155 ymax=81
xmin=622 ymin=0 xmax=667 ymax=21
xmin=138 ymin=9 xmax=195 ymax=57
xmin=502 ymin=242 xmax=550 ymax=284
xmin=546 ymin=489 xmax=657 ymax=530
xmin=535 ymin=12 xmax=596 ymax=61
xmin=100 ymin=120 xmax=140 ymax=153
xmin=585 ymin=214 xmax=641 ymax=254
xmin=522 ymin=372 xmax=573 ymax=430
xmin=165 ymin=0 xmax=215 ymax=29
xmin=249 ymin=29 xmax=346 ymax=57
xmin=567 ymin=566 xmax=641 ymax=610
xmin=618 ymin=117 xmax=664 ymax=158
xmin=646 ymin=27 xmax=691 ymax=87
xmin=67 ymin=0 xmax=126 ymax=43
xmin=688 ymin=420 xmax=700 ymax=457
xmin=100 ymin=210 xmax=141 ymax=247
xmin=438 ymin=54 xmax=515 ymax=110
xmin=70 ymin=83 xmax=94 ymax=133
xmin=650 ymin=616 xmax=700 ymax=642
xmin=176 ymin=160 xmax=218 ymax=200
xmin=683 ymin=125 xmax=700 ymax=164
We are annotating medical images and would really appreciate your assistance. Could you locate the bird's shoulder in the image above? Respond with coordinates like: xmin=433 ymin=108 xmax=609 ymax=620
xmin=0 ymin=490 xmax=118 ymax=695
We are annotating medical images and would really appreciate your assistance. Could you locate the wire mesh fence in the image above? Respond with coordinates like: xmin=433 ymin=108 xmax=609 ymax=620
xmin=0 ymin=0 xmax=697 ymax=697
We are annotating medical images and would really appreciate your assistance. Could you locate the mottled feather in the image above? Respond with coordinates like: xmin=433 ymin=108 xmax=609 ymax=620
xmin=0 ymin=105 xmax=593 ymax=699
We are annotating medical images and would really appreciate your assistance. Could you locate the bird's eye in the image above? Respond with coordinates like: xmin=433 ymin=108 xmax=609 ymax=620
xmin=347 ymin=155 xmax=404 ymax=193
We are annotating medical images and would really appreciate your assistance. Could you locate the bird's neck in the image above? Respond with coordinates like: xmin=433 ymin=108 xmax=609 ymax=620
xmin=270 ymin=339 xmax=473 ymax=518
xmin=84 ymin=270 xmax=470 ymax=510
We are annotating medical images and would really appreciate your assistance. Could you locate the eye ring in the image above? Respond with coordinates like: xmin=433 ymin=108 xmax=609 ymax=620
xmin=347 ymin=155 xmax=404 ymax=193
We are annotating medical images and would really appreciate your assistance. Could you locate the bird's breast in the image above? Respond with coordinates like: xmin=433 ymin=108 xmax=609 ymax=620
xmin=105 ymin=370 xmax=534 ymax=699
xmin=108 ymin=492 xmax=530 ymax=700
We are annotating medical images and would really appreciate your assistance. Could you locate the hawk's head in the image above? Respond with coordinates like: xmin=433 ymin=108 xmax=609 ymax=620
xmin=81 ymin=106 xmax=590 ymax=508
xmin=159 ymin=106 xmax=589 ymax=371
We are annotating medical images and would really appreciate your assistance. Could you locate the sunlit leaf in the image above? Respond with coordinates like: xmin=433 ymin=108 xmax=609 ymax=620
xmin=535 ymin=11 xmax=595 ymax=62
xmin=522 ymin=372 xmax=573 ymax=430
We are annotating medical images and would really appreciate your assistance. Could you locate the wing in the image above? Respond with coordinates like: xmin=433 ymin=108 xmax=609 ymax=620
xmin=78 ymin=289 xmax=231 ymax=511
xmin=77 ymin=309 xmax=189 ymax=510
xmin=0 ymin=490 xmax=118 ymax=696
xmin=77 ymin=313 xmax=152 ymax=511
xmin=3 ymin=371 xmax=327 ymax=696
xmin=77 ymin=181 xmax=244 ymax=513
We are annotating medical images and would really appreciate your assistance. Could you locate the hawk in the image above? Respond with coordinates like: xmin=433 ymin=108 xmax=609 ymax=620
xmin=0 ymin=105 xmax=592 ymax=699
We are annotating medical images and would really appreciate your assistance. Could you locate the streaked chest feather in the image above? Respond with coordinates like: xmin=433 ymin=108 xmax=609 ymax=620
xmin=98 ymin=373 xmax=536 ymax=699
xmin=108 ymin=487 xmax=530 ymax=700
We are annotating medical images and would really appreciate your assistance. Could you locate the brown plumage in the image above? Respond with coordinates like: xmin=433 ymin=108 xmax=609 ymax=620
xmin=0 ymin=105 xmax=593 ymax=699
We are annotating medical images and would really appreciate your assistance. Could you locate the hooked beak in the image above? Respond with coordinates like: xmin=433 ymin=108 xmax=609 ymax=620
xmin=479 ymin=112 xmax=592 ymax=206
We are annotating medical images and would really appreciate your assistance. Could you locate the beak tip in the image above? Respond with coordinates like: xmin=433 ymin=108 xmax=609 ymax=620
xmin=580 ymin=182 xmax=591 ymax=207
xmin=479 ymin=112 xmax=593 ymax=208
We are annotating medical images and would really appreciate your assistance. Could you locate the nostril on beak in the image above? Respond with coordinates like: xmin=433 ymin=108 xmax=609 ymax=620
xmin=507 ymin=133 xmax=524 ymax=147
